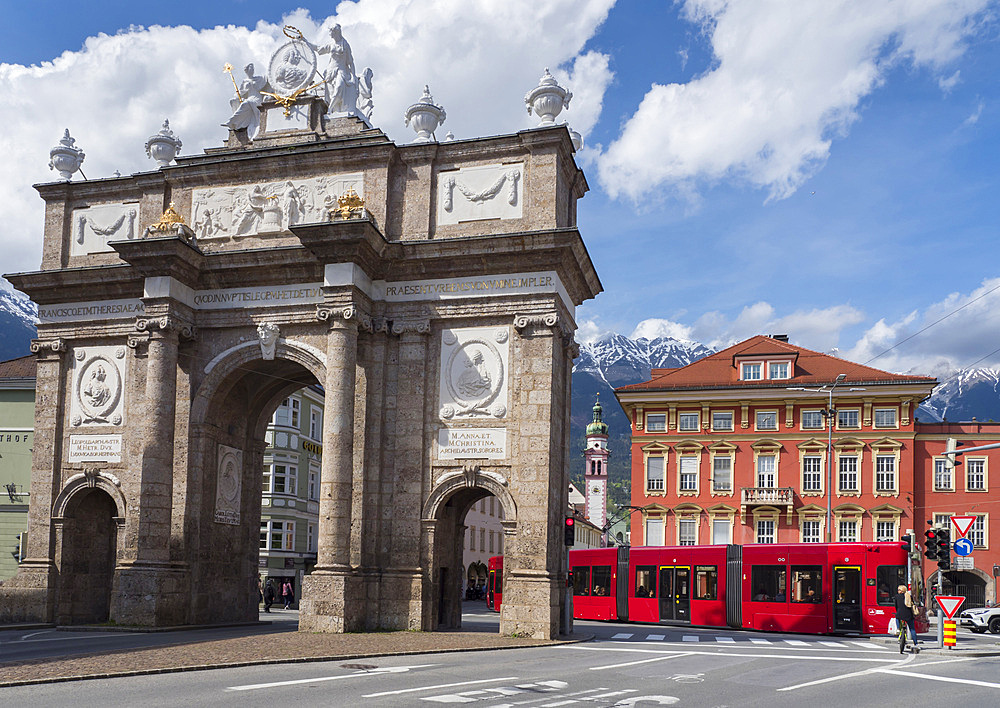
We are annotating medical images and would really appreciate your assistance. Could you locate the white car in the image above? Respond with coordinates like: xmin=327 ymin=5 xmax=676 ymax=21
xmin=958 ymin=603 xmax=1000 ymax=633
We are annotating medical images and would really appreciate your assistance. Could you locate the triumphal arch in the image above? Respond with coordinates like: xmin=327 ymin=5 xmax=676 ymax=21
xmin=0 ymin=28 xmax=599 ymax=638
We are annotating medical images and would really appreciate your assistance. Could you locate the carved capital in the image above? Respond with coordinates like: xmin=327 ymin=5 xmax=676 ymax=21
xmin=514 ymin=312 xmax=573 ymax=343
xmin=317 ymin=304 xmax=372 ymax=332
xmin=136 ymin=315 xmax=195 ymax=339
xmin=30 ymin=338 xmax=66 ymax=355
xmin=391 ymin=318 xmax=431 ymax=336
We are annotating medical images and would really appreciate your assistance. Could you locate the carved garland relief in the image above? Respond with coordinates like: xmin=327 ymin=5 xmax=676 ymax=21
xmin=70 ymin=346 xmax=127 ymax=427
xmin=70 ymin=203 xmax=139 ymax=256
xmin=437 ymin=163 xmax=523 ymax=225
xmin=191 ymin=173 xmax=363 ymax=240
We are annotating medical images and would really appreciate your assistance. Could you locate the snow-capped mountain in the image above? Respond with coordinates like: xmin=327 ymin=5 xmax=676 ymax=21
xmin=0 ymin=279 xmax=37 ymax=361
xmin=918 ymin=368 xmax=1000 ymax=423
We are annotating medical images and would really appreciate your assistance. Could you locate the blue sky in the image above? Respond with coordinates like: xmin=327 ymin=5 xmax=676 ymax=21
xmin=1 ymin=1 xmax=998 ymax=375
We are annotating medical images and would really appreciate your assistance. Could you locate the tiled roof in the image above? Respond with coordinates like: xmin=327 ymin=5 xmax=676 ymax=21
xmin=0 ymin=354 xmax=36 ymax=379
xmin=617 ymin=335 xmax=936 ymax=392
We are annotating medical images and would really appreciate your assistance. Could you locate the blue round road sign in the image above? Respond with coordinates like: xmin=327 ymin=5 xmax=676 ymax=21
xmin=954 ymin=538 xmax=974 ymax=556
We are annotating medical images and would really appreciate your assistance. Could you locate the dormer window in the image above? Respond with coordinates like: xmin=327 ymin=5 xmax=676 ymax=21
xmin=769 ymin=362 xmax=790 ymax=379
xmin=741 ymin=363 xmax=762 ymax=381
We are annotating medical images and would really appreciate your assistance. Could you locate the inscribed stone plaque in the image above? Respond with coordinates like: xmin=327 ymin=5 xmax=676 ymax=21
xmin=437 ymin=428 xmax=507 ymax=460
xmin=68 ymin=434 xmax=122 ymax=462
xmin=438 ymin=326 xmax=510 ymax=420
xmin=214 ymin=444 xmax=243 ymax=525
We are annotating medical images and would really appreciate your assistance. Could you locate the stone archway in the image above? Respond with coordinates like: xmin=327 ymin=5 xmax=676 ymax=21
xmin=52 ymin=483 xmax=122 ymax=625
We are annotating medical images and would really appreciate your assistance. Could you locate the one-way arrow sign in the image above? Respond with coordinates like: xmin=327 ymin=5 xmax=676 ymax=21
xmin=936 ymin=595 xmax=966 ymax=619
xmin=951 ymin=516 xmax=977 ymax=538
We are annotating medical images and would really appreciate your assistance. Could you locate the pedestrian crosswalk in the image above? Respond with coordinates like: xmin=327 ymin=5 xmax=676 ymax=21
xmin=604 ymin=632 xmax=889 ymax=650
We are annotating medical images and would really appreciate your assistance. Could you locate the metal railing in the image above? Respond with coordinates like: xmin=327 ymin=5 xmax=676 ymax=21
xmin=741 ymin=487 xmax=794 ymax=505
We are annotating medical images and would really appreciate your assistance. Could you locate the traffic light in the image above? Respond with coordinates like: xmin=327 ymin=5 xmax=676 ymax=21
xmin=564 ymin=516 xmax=575 ymax=546
xmin=901 ymin=534 xmax=912 ymax=554
xmin=924 ymin=528 xmax=940 ymax=561
xmin=944 ymin=438 xmax=964 ymax=469
xmin=937 ymin=527 xmax=951 ymax=570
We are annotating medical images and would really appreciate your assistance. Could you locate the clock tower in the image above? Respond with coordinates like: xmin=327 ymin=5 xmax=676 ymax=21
xmin=584 ymin=395 xmax=610 ymax=534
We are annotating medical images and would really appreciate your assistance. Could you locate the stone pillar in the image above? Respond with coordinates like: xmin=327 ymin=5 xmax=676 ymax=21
xmin=300 ymin=305 xmax=362 ymax=632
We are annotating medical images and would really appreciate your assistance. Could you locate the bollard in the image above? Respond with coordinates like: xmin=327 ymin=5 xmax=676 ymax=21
xmin=943 ymin=619 xmax=957 ymax=648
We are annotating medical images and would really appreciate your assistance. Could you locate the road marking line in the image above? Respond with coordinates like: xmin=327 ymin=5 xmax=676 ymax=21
xmin=612 ymin=633 xmax=633 ymax=639
xmin=18 ymin=630 xmax=54 ymax=641
xmin=590 ymin=690 xmax=639 ymax=699
xmin=749 ymin=638 xmax=771 ymax=644
xmin=646 ymin=634 xmax=665 ymax=641
xmin=538 ymin=701 xmax=578 ymax=707
xmin=572 ymin=645 xmax=900 ymax=664
xmin=682 ymin=635 xmax=699 ymax=642
xmin=585 ymin=640 xmax=888 ymax=654
xmin=784 ymin=640 xmax=809 ymax=646
xmin=589 ymin=651 xmax=694 ymax=671
xmin=14 ymin=633 xmax=140 ymax=644
xmin=875 ymin=668 xmax=1000 ymax=689
xmin=364 ymin=676 xmax=519 ymax=699
xmin=229 ymin=664 xmax=439 ymax=691
xmin=850 ymin=641 xmax=880 ymax=649
xmin=716 ymin=636 xmax=736 ymax=643
xmin=819 ymin=641 xmax=846 ymax=647
xmin=777 ymin=655 xmax=916 ymax=692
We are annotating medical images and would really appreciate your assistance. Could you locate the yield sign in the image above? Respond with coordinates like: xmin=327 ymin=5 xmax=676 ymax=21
xmin=936 ymin=595 xmax=966 ymax=619
xmin=951 ymin=516 xmax=977 ymax=538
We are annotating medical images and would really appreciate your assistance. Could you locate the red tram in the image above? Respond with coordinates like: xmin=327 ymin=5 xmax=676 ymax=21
xmin=488 ymin=542 xmax=927 ymax=635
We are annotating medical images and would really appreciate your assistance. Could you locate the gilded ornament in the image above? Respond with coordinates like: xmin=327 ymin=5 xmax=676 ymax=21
xmin=329 ymin=188 xmax=365 ymax=220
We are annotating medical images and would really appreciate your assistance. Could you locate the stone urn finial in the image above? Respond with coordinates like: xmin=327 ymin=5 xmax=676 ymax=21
xmin=404 ymin=85 xmax=446 ymax=143
xmin=48 ymin=129 xmax=85 ymax=181
xmin=145 ymin=119 xmax=183 ymax=167
xmin=525 ymin=68 xmax=572 ymax=126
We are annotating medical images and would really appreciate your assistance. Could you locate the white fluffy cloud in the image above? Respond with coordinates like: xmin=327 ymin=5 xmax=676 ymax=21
xmin=0 ymin=1 xmax=614 ymax=277
xmin=597 ymin=0 xmax=990 ymax=202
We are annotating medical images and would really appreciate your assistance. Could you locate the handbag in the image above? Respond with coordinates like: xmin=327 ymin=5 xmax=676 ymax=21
xmin=887 ymin=617 xmax=898 ymax=635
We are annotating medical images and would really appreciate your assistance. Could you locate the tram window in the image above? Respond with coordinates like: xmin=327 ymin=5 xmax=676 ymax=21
xmin=876 ymin=565 xmax=906 ymax=606
xmin=573 ymin=566 xmax=591 ymax=596
xmin=495 ymin=571 xmax=502 ymax=593
xmin=791 ymin=566 xmax=822 ymax=603
xmin=592 ymin=566 xmax=612 ymax=596
xmin=635 ymin=565 xmax=656 ymax=598
xmin=695 ymin=566 xmax=718 ymax=600
xmin=750 ymin=565 xmax=787 ymax=602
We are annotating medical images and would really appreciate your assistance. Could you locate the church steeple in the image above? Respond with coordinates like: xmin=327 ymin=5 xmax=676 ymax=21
xmin=583 ymin=394 xmax=610 ymax=538
xmin=586 ymin=394 xmax=609 ymax=436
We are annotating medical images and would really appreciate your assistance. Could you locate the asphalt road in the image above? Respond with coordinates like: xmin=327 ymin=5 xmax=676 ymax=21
xmin=3 ymin=608 xmax=1000 ymax=706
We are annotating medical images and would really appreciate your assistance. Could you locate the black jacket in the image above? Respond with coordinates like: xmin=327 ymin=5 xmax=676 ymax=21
xmin=894 ymin=592 xmax=914 ymax=621
xmin=263 ymin=584 xmax=276 ymax=602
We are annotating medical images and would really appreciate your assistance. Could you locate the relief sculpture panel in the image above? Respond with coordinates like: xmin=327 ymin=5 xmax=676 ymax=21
xmin=70 ymin=203 xmax=139 ymax=256
xmin=69 ymin=345 xmax=127 ymax=427
xmin=437 ymin=163 xmax=523 ymax=225
xmin=191 ymin=173 xmax=363 ymax=240
xmin=214 ymin=444 xmax=243 ymax=525
xmin=438 ymin=326 xmax=510 ymax=420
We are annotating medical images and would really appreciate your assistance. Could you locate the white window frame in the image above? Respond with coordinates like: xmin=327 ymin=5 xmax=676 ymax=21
xmin=873 ymin=408 xmax=898 ymax=429
xmin=712 ymin=455 xmax=732 ymax=493
xmin=875 ymin=519 xmax=896 ymax=542
xmin=768 ymin=361 xmax=790 ymax=380
xmin=837 ymin=409 xmax=860 ymax=430
xmin=837 ymin=454 xmax=859 ymax=493
xmin=757 ymin=454 xmax=776 ymax=488
xmin=966 ymin=458 xmax=987 ymax=491
xmin=646 ymin=413 xmax=666 ymax=432
xmin=678 ymin=455 xmax=699 ymax=493
xmin=711 ymin=518 xmax=732 ymax=545
xmin=645 ymin=517 xmax=664 ymax=546
xmin=678 ymin=412 xmax=700 ymax=432
xmin=266 ymin=463 xmax=298 ymax=496
xmin=678 ymin=518 xmax=697 ymax=546
xmin=934 ymin=458 xmax=954 ymax=492
xmin=307 ymin=523 xmax=316 ymax=553
xmin=802 ymin=455 xmax=823 ymax=493
xmin=260 ymin=520 xmax=295 ymax=551
xmin=309 ymin=408 xmax=322 ymax=440
xmin=837 ymin=518 xmax=858 ymax=543
xmin=741 ymin=363 xmax=762 ymax=381
xmin=756 ymin=519 xmax=776 ymax=544
xmin=801 ymin=519 xmax=821 ymax=543
xmin=308 ymin=468 xmax=319 ymax=501
xmin=801 ymin=410 xmax=825 ymax=430
xmin=646 ymin=455 xmax=666 ymax=493
xmin=969 ymin=515 xmax=988 ymax=548
xmin=755 ymin=410 xmax=778 ymax=431
xmin=712 ymin=411 xmax=733 ymax=431
xmin=874 ymin=453 xmax=896 ymax=494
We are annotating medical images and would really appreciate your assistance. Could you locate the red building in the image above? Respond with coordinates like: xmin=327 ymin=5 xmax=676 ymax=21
xmin=616 ymin=335 xmax=1000 ymax=605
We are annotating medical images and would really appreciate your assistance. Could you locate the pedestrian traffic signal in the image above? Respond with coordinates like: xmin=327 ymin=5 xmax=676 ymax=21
xmin=901 ymin=534 xmax=912 ymax=554
xmin=564 ymin=516 xmax=575 ymax=546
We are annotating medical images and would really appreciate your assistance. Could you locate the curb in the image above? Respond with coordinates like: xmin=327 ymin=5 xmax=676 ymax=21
xmin=53 ymin=620 xmax=272 ymax=633
xmin=0 ymin=633 xmax=595 ymax=688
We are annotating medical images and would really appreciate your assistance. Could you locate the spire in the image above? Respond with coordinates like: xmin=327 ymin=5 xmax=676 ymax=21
xmin=586 ymin=393 xmax=608 ymax=436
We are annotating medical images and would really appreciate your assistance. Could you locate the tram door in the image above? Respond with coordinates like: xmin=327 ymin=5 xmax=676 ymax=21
xmin=832 ymin=566 xmax=862 ymax=632
xmin=658 ymin=566 xmax=691 ymax=622
xmin=486 ymin=571 xmax=495 ymax=610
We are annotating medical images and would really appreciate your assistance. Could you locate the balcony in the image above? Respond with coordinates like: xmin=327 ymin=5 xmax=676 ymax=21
xmin=741 ymin=487 xmax=794 ymax=514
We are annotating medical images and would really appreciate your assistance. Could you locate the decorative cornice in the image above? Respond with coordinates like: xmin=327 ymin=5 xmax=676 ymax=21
xmin=30 ymin=338 xmax=66 ymax=354
xmin=391 ymin=318 xmax=431 ymax=336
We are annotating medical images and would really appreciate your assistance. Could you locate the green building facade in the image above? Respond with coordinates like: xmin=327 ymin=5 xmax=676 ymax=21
xmin=0 ymin=355 xmax=35 ymax=581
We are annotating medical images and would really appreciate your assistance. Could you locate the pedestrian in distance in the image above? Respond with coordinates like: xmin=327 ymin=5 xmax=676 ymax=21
xmin=894 ymin=584 xmax=919 ymax=653
xmin=263 ymin=579 xmax=276 ymax=613
xmin=282 ymin=579 xmax=294 ymax=609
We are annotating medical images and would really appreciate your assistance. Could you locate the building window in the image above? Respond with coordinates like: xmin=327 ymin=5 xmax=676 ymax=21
xmin=646 ymin=456 xmax=665 ymax=492
xmin=646 ymin=414 xmax=666 ymax=432
xmin=712 ymin=456 xmax=732 ymax=492
xmin=802 ymin=455 xmax=822 ymax=492
xmin=837 ymin=409 xmax=859 ymax=429
xmin=875 ymin=454 xmax=896 ymax=492
xmin=934 ymin=459 xmax=953 ymax=491
xmin=875 ymin=520 xmax=896 ymax=542
xmin=479 ymin=528 xmax=486 ymax=552
xmin=757 ymin=455 xmax=776 ymax=488
xmin=678 ymin=412 xmax=699 ymax=431
xmin=967 ymin=459 xmax=986 ymax=491
xmin=679 ymin=456 xmax=698 ymax=491
xmin=838 ymin=455 xmax=858 ymax=492
xmin=267 ymin=464 xmax=297 ymax=495
xmin=274 ymin=398 xmax=301 ymax=428
xmin=307 ymin=523 xmax=316 ymax=552
xmin=260 ymin=520 xmax=295 ymax=550
xmin=802 ymin=520 xmax=821 ymax=543
xmin=309 ymin=408 xmax=322 ymax=440
xmin=741 ymin=363 xmax=762 ymax=381
xmin=837 ymin=519 xmax=858 ymax=542
xmin=769 ymin=362 xmax=790 ymax=379
xmin=645 ymin=518 xmax=664 ymax=546
xmin=873 ymin=408 xmax=897 ymax=428
xmin=933 ymin=513 xmax=951 ymax=531
xmin=801 ymin=410 xmax=825 ymax=430
xmin=469 ymin=525 xmax=476 ymax=550
xmin=712 ymin=411 xmax=733 ymax=431
xmin=308 ymin=470 xmax=318 ymax=501
xmin=678 ymin=519 xmax=696 ymax=546
xmin=970 ymin=516 xmax=987 ymax=548
xmin=756 ymin=519 xmax=776 ymax=544
xmin=756 ymin=411 xmax=777 ymax=431
xmin=711 ymin=519 xmax=731 ymax=544
xmin=489 ymin=530 xmax=495 ymax=553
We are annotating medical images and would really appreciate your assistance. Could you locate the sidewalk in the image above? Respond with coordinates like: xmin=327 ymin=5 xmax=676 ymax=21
xmin=0 ymin=611 xmax=586 ymax=687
